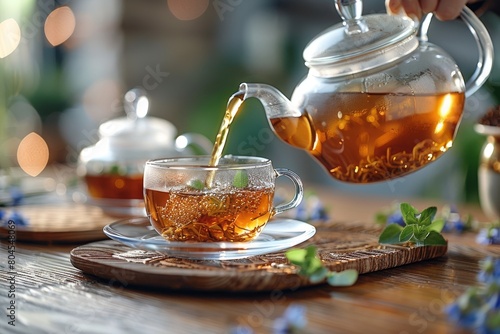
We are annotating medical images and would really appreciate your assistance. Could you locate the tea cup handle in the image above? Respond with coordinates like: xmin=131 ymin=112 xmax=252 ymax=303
xmin=418 ymin=7 xmax=493 ymax=98
xmin=272 ymin=168 xmax=304 ymax=217
xmin=175 ymin=133 xmax=213 ymax=155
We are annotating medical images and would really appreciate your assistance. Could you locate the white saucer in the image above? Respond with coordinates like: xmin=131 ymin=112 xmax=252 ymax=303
xmin=103 ymin=217 xmax=316 ymax=260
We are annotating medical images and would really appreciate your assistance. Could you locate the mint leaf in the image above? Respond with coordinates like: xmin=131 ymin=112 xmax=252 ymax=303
xmin=401 ymin=203 xmax=419 ymax=225
xmin=305 ymin=244 xmax=317 ymax=258
xmin=285 ymin=246 xmax=358 ymax=287
xmin=187 ymin=179 xmax=205 ymax=190
xmin=378 ymin=202 xmax=447 ymax=247
xmin=109 ymin=165 xmax=121 ymax=175
xmin=399 ymin=225 xmax=414 ymax=242
xmin=309 ymin=267 xmax=329 ymax=284
xmin=285 ymin=248 xmax=307 ymax=264
xmin=326 ymin=269 xmax=358 ymax=287
xmin=378 ymin=223 xmax=403 ymax=244
xmin=423 ymin=231 xmax=447 ymax=246
xmin=414 ymin=227 xmax=430 ymax=242
xmin=233 ymin=170 xmax=248 ymax=188
xmin=428 ymin=218 xmax=445 ymax=233
xmin=302 ymin=248 xmax=323 ymax=276
xmin=286 ymin=245 xmax=322 ymax=276
xmin=419 ymin=206 xmax=437 ymax=226
xmin=375 ymin=212 xmax=389 ymax=226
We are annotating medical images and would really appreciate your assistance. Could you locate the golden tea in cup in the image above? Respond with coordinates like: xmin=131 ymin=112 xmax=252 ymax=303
xmin=143 ymin=155 xmax=303 ymax=242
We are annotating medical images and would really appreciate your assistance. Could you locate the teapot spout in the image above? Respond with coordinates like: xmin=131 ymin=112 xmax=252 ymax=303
xmin=239 ymin=83 xmax=301 ymax=119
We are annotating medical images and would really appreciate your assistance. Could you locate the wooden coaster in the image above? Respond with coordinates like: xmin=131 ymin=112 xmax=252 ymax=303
xmin=70 ymin=222 xmax=447 ymax=292
xmin=0 ymin=204 xmax=115 ymax=243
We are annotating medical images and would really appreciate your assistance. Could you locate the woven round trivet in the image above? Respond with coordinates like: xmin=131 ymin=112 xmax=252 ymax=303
xmin=0 ymin=204 xmax=115 ymax=243
xmin=70 ymin=222 xmax=448 ymax=292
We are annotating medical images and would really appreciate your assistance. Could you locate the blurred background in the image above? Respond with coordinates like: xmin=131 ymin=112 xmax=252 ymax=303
xmin=1 ymin=0 xmax=499 ymax=204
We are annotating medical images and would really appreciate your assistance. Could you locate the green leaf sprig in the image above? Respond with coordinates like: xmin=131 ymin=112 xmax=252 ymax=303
xmin=378 ymin=203 xmax=447 ymax=247
xmin=187 ymin=178 xmax=205 ymax=190
xmin=285 ymin=245 xmax=358 ymax=286
xmin=232 ymin=170 xmax=248 ymax=188
xmin=187 ymin=170 xmax=249 ymax=190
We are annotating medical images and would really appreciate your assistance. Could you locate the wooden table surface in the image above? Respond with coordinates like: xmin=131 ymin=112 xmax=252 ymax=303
xmin=1 ymin=186 xmax=499 ymax=334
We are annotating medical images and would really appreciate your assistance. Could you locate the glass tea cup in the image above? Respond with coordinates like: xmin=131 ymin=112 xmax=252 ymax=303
xmin=143 ymin=155 xmax=303 ymax=242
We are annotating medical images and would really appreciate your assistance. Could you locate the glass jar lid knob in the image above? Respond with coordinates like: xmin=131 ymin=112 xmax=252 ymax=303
xmin=124 ymin=87 xmax=149 ymax=120
xmin=335 ymin=0 xmax=368 ymax=34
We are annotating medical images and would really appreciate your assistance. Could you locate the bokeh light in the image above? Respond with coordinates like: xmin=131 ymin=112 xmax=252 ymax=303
xmin=17 ymin=132 xmax=50 ymax=177
xmin=167 ymin=0 xmax=210 ymax=20
xmin=44 ymin=6 xmax=76 ymax=47
xmin=0 ymin=18 xmax=21 ymax=58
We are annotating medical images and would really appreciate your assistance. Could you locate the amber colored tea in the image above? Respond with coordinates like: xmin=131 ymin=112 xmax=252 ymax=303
xmin=85 ymin=174 xmax=143 ymax=200
xmin=144 ymin=185 xmax=274 ymax=242
xmin=270 ymin=92 xmax=465 ymax=183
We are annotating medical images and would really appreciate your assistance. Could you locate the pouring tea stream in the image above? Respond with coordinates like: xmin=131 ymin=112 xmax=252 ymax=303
xmin=230 ymin=0 xmax=493 ymax=184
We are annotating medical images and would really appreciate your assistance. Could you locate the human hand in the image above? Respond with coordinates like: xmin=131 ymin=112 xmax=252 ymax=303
xmin=385 ymin=0 xmax=480 ymax=21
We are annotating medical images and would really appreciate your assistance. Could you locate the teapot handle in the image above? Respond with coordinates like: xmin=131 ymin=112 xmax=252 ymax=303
xmin=419 ymin=7 xmax=493 ymax=98
xmin=175 ymin=133 xmax=213 ymax=155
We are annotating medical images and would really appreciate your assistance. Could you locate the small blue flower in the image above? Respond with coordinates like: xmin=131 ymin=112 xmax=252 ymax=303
xmin=479 ymin=309 xmax=500 ymax=334
xmin=477 ymin=227 xmax=500 ymax=245
xmin=285 ymin=193 xmax=330 ymax=222
xmin=308 ymin=198 xmax=329 ymax=221
xmin=447 ymin=257 xmax=500 ymax=331
xmin=478 ymin=258 xmax=500 ymax=284
xmin=488 ymin=293 xmax=500 ymax=311
xmin=273 ymin=304 xmax=307 ymax=334
xmin=7 ymin=211 xmax=29 ymax=227
xmin=9 ymin=186 xmax=24 ymax=206
xmin=387 ymin=211 xmax=405 ymax=227
xmin=442 ymin=213 xmax=466 ymax=233
xmin=440 ymin=205 xmax=472 ymax=234
xmin=230 ymin=326 xmax=254 ymax=334
xmin=445 ymin=302 xmax=462 ymax=322
xmin=446 ymin=302 xmax=485 ymax=328
xmin=294 ymin=203 xmax=309 ymax=221
xmin=310 ymin=208 xmax=328 ymax=221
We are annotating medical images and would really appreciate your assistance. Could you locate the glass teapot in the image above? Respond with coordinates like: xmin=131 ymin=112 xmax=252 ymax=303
xmin=78 ymin=87 xmax=212 ymax=206
xmin=238 ymin=0 xmax=493 ymax=183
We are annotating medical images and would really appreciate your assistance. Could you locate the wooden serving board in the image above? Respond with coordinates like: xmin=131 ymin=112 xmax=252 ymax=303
xmin=70 ymin=222 xmax=447 ymax=292
xmin=0 ymin=204 xmax=114 ymax=243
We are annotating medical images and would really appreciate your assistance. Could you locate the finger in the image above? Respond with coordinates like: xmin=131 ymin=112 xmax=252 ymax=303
xmin=435 ymin=0 xmax=469 ymax=20
xmin=400 ymin=0 xmax=424 ymax=20
xmin=419 ymin=0 xmax=439 ymax=14
xmin=385 ymin=0 xmax=404 ymax=15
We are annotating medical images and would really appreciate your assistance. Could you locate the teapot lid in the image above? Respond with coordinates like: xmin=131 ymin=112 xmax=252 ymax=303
xmin=303 ymin=0 xmax=418 ymax=77
xmin=85 ymin=88 xmax=178 ymax=162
